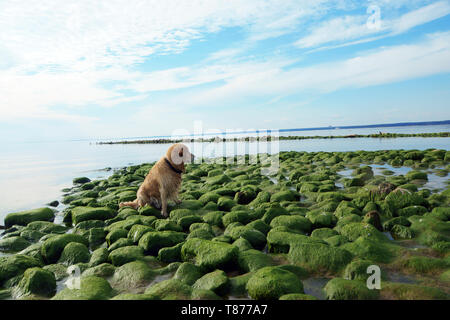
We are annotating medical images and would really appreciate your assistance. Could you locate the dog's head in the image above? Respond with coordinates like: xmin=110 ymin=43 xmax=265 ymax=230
xmin=167 ymin=143 xmax=195 ymax=171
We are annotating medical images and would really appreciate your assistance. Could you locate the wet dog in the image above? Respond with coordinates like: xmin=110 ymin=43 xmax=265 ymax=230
xmin=119 ymin=143 xmax=194 ymax=217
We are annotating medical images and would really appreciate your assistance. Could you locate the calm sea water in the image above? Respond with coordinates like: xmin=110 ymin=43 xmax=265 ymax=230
xmin=0 ymin=124 xmax=449 ymax=222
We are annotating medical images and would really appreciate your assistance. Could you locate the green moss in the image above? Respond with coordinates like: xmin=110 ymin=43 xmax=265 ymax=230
xmin=108 ymin=246 xmax=144 ymax=266
xmin=390 ymin=225 xmax=415 ymax=239
xmin=395 ymin=256 xmax=448 ymax=274
xmin=324 ymin=278 xmax=379 ymax=300
xmin=111 ymin=260 xmax=155 ymax=292
xmin=222 ymin=211 xmax=251 ymax=227
xmin=127 ymin=224 xmax=154 ymax=243
xmin=198 ymin=192 xmax=221 ymax=204
xmin=380 ymin=282 xmax=448 ymax=300
xmin=82 ymin=263 xmax=115 ymax=278
xmin=0 ymin=236 xmax=31 ymax=252
xmin=173 ymin=262 xmax=204 ymax=285
xmin=106 ymin=228 xmax=129 ymax=246
xmin=138 ymin=231 xmax=187 ymax=255
xmin=246 ymin=266 xmax=304 ymax=300
xmin=71 ymin=207 xmax=115 ymax=225
xmin=237 ymin=249 xmax=274 ymax=273
xmin=341 ymin=237 xmax=401 ymax=263
xmin=0 ymin=255 xmax=42 ymax=287
xmin=270 ymin=190 xmax=298 ymax=202
xmin=153 ymin=219 xmax=183 ymax=232
xmin=58 ymin=242 xmax=91 ymax=265
xmin=343 ymin=260 xmax=379 ymax=281
xmin=41 ymin=234 xmax=89 ymax=264
xmin=270 ymin=215 xmax=312 ymax=234
xmin=193 ymin=269 xmax=229 ymax=296
xmin=145 ymin=279 xmax=192 ymax=300
xmin=181 ymin=238 xmax=238 ymax=271
xmin=14 ymin=267 xmax=56 ymax=298
xmin=26 ymin=221 xmax=68 ymax=234
xmin=224 ymin=226 xmax=267 ymax=250
xmin=217 ymin=197 xmax=236 ymax=211
xmin=43 ymin=264 xmax=67 ymax=281
xmin=4 ymin=208 xmax=55 ymax=228
xmin=397 ymin=205 xmax=428 ymax=217
xmin=202 ymin=211 xmax=224 ymax=227
xmin=157 ymin=242 xmax=185 ymax=263
xmin=339 ymin=222 xmax=387 ymax=242
xmin=311 ymin=228 xmax=338 ymax=239
xmin=53 ymin=276 xmax=114 ymax=300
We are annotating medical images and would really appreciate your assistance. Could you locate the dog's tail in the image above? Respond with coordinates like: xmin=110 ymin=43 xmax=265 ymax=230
xmin=119 ymin=199 xmax=139 ymax=210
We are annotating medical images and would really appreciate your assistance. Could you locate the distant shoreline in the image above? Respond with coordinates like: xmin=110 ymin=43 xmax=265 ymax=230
xmin=97 ymin=131 xmax=450 ymax=145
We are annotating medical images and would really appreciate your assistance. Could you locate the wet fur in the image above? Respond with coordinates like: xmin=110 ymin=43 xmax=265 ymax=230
xmin=119 ymin=143 xmax=193 ymax=217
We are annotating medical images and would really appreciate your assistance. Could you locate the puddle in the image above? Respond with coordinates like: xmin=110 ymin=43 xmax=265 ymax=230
xmin=386 ymin=272 xmax=418 ymax=285
xmin=394 ymin=240 xmax=428 ymax=249
xmin=382 ymin=232 xmax=394 ymax=241
xmin=302 ymin=277 xmax=330 ymax=300
xmin=147 ymin=273 xmax=174 ymax=287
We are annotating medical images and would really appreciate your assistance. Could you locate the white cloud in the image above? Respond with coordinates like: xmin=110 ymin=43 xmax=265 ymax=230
xmin=153 ymin=31 xmax=450 ymax=106
xmin=295 ymin=1 xmax=450 ymax=49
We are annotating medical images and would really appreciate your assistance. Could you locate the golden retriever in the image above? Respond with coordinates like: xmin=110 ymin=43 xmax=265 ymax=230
xmin=119 ymin=143 xmax=194 ymax=217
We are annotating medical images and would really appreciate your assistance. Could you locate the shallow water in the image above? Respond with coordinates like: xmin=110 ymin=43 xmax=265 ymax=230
xmin=302 ymin=277 xmax=330 ymax=300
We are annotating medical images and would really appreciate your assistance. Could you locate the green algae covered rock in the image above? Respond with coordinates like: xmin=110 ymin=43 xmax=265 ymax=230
xmin=237 ymin=249 xmax=274 ymax=273
xmin=58 ymin=242 xmax=91 ymax=265
xmin=139 ymin=231 xmax=187 ymax=255
xmin=4 ymin=208 xmax=55 ymax=228
xmin=82 ymin=263 xmax=115 ymax=278
xmin=343 ymin=260 xmax=379 ymax=281
xmin=341 ymin=237 xmax=401 ymax=263
xmin=127 ymin=224 xmax=153 ymax=243
xmin=106 ymin=228 xmax=129 ymax=246
xmin=246 ymin=266 xmax=304 ymax=300
xmin=192 ymin=269 xmax=229 ymax=296
xmin=270 ymin=215 xmax=312 ymax=234
xmin=339 ymin=222 xmax=387 ymax=242
xmin=71 ymin=206 xmax=115 ymax=225
xmin=111 ymin=260 xmax=155 ymax=292
xmin=181 ymin=238 xmax=238 ymax=271
xmin=224 ymin=226 xmax=267 ymax=250
xmin=174 ymin=262 xmax=204 ymax=285
xmin=157 ymin=241 xmax=185 ymax=263
xmin=53 ymin=276 xmax=114 ymax=300
xmin=395 ymin=256 xmax=448 ymax=274
xmin=15 ymin=267 xmax=56 ymax=298
xmin=222 ymin=210 xmax=251 ymax=227
xmin=109 ymin=246 xmax=144 ymax=266
xmin=288 ymin=243 xmax=353 ymax=274
xmin=0 ymin=236 xmax=31 ymax=252
xmin=324 ymin=278 xmax=379 ymax=300
xmin=41 ymin=234 xmax=89 ymax=264
xmin=380 ymin=282 xmax=448 ymax=300
xmin=145 ymin=279 xmax=192 ymax=300
xmin=0 ymin=255 xmax=42 ymax=286
xmin=26 ymin=221 xmax=68 ymax=234
xmin=279 ymin=293 xmax=318 ymax=300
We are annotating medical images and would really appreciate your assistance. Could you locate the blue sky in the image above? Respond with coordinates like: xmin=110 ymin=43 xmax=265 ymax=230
xmin=0 ymin=0 xmax=449 ymax=142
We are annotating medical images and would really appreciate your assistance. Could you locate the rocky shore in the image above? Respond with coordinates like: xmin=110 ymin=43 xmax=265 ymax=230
xmin=0 ymin=149 xmax=449 ymax=300
xmin=96 ymin=132 xmax=450 ymax=145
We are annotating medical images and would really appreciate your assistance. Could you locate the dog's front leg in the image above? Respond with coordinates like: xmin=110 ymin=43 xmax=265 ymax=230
xmin=160 ymin=191 xmax=168 ymax=218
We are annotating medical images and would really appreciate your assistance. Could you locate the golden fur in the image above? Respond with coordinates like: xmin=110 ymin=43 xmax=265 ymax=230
xmin=119 ymin=143 xmax=194 ymax=217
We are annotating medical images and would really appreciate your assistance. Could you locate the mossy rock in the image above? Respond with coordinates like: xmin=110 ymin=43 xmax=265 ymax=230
xmin=279 ymin=293 xmax=318 ymax=300
xmin=390 ymin=225 xmax=415 ymax=239
xmin=4 ymin=208 xmax=55 ymax=228
xmin=246 ymin=266 xmax=304 ymax=300
xmin=270 ymin=215 xmax=312 ymax=234
xmin=397 ymin=205 xmax=428 ymax=217
xmin=395 ymin=256 xmax=448 ymax=274
xmin=181 ymin=238 xmax=238 ymax=271
xmin=43 ymin=264 xmax=67 ymax=281
xmin=71 ymin=207 xmax=115 ymax=225
xmin=192 ymin=269 xmax=229 ymax=296
xmin=52 ymin=276 xmax=114 ymax=300
xmin=82 ymin=263 xmax=115 ymax=278
xmin=0 ymin=236 xmax=31 ymax=252
xmin=237 ymin=249 xmax=274 ymax=273
xmin=288 ymin=243 xmax=353 ymax=274
xmin=380 ymin=282 xmax=448 ymax=300
xmin=222 ymin=211 xmax=251 ymax=227
xmin=106 ymin=228 xmax=129 ymax=246
xmin=41 ymin=234 xmax=89 ymax=264
xmin=382 ymin=216 xmax=411 ymax=231
xmin=58 ymin=242 xmax=91 ymax=265
xmin=306 ymin=210 xmax=336 ymax=228
xmin=154 ymin=219 xmax=183 ymax=232
xmin=311 ymin=228 xmax=338 ymax=239
xmin=339 ymin=222 xmax=387 ymax=242
xmin=202 ymin=211 xmax=224 ymax=227
xmin=0 ymin=255 xmax=42 ymax=286
xmin=26 ymin=221 xmax=68 ymax=234
xmin=343 ymin=260 xmax=382 ymax=281
xmin=405 ymin=170 xmax=428 ymax=181
xmin=15 ymin=267 xmax=56 ymax=298
xmin=89 ymin=248 xmax=109 ymax=267
xmin=138 ymin=231 xmax=187 ymax=255
xmin=217 ymin=197 xmax=236 ymax=212
xmin=127 ymin=224 xmax=153 ymax=243
xmin=324 ymin=278 xmax=379 ymax=300
xmin=111 ymin=260 xmax=155 ymax=292
xmin=341 ymin=237 xmax=401 ymax=264
xmin=157 ymin=242 xmax=185 ymax=263
xmin=198 ymin=192 xmax=221 ymax=205
xmin=173 ymin=262 xmax=204 ymax=285
xmin=145 ymin=279 xmax=192 ymax=300
xmin=108 ymin=246 xmax=144 ymax=266
xmin=270 ymin=190 xmax=298 ymax=202
xmin=224 ymin=226 xmax=267 ymax=250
